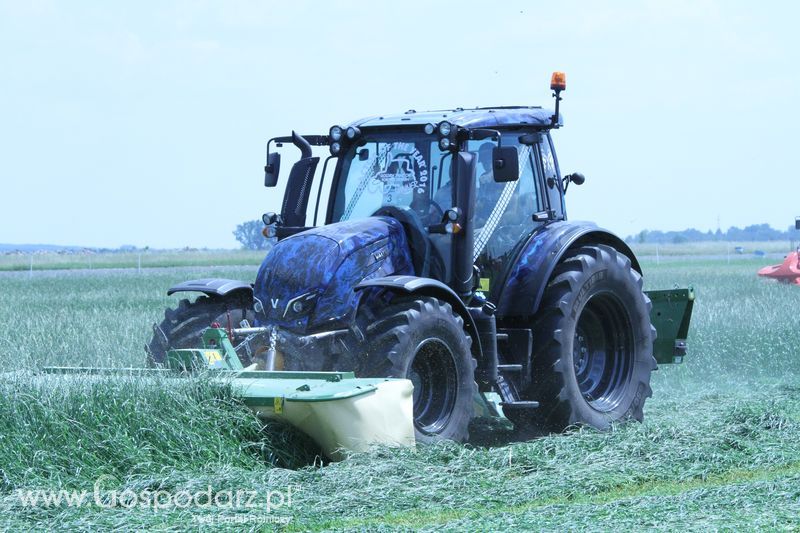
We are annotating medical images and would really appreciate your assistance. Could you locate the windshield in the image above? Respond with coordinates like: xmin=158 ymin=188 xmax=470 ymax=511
xmin=327 ymin=127 xmax=544 ymax=291
xmin=330 ymin=132 xmax=450 ymax=225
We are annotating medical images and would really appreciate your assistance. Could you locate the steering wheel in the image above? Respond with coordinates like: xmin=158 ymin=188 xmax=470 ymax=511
xmin=427 ymin=199 xmax=445 ymax=223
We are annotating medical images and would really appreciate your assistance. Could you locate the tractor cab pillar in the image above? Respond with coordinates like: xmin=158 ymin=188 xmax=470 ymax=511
xmin=451 ymin=152 xmax=477 ymax=300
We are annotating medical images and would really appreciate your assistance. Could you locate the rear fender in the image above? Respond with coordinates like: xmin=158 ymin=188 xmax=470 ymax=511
xmin=495 ymin=221 xmax=640 ymax=317
xmin=355 ymin=275 xmax=484 ymax=364
xmin=647 ymin=287 xmax=695 ymax=364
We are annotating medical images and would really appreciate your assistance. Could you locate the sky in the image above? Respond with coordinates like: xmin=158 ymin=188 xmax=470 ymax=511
xmin=1 ymin=0 xmax=798 ymax=249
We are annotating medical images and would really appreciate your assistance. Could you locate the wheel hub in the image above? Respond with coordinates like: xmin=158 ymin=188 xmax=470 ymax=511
xmin=409 ymin=338 xmax=458 ymax=435
xmin=572 ymin=291 xmax=634 ymax=412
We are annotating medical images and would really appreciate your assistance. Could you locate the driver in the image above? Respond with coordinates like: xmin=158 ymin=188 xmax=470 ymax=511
xmin=432 ymin=142 xmax=502 ymax=219
xmin=431 ymin=142 xmax=526 ymax=229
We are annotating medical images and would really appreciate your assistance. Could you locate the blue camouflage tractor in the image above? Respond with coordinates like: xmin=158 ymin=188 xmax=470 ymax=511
xmin=147 ymin=73 xmax=694 ymax=442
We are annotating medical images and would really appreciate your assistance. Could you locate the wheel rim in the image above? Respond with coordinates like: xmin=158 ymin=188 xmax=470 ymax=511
xmin=408 ymin=338 xmax=458 ymax=435
xmin=572 ymin=291 xmax=634 ymax=412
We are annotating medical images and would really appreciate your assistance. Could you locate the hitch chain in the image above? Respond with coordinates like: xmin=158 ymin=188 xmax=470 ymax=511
xmin=232 ymin=324 xmax=278 ymax=370
xmin=264 ymin=327 xmax=278 ymax=370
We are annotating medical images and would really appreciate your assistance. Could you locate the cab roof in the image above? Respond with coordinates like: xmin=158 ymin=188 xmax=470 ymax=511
xmin=351 ymin=106 xmax=561 ymax=130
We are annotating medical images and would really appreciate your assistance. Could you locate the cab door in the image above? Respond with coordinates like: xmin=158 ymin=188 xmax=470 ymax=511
xmin=471 ymin=135 xmax=543 ymax=297
xmin=536 ymin=133 xmax=565 ymax=220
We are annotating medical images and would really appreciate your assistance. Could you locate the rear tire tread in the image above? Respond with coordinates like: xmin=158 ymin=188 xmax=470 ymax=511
xmin=510 ymin=244 xmax=657 ymax=434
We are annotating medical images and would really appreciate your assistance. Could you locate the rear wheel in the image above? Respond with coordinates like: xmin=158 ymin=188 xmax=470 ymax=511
xmin=146 ymin=294 xmax=255 ymax=366
xmin=508 ymin=245 xmax=656 ymax=434
xmin=357 ymin=296 xmax=477 ymax=443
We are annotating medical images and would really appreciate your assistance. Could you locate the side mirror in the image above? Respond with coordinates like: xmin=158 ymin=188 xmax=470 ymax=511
xmin=264 ymin=152 xmax=281 ymax=187
xmin=795 ymin=216 xmax=800 ymax=230
xmin=562 ymin=172 xmax=585 ymax=194
xmin=358 ymin=148 xmax=370 ymax=161
xmin=492 ymin=146 xmax=519 ymax=182
xmin=567 ymin=172 xmax=585 ymax=185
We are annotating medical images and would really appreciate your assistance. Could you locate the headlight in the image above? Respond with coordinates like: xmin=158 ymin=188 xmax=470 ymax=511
xmin=329 ymin=126 xmax=343 ymax=142
xmin=330 ymin=142 xmax=341 ymax=155
xmin=346 ymin=126 xmax=361 ymax=140
xmin=283 ymin=291 xmax=319 ymax=320
xmin=438 ymin=121 xmax=452 ymax=136
xmin=439 ymin=137 xmax=451 ymax=150
xmin=424 ymin=123 xmax=436 ymax=135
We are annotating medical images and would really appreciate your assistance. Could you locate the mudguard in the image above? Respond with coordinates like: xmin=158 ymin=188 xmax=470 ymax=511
xmin=167 ymin=278 xmax=253 ymax=298
xmin=495 ymin=221 xmax=640 ymax=317
xmin=355 ymin=275 xmax=484 ymax=363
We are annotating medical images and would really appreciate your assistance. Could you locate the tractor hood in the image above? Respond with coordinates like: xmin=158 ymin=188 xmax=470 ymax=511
xmin=253 ymin=217 xmax=414 ymax=332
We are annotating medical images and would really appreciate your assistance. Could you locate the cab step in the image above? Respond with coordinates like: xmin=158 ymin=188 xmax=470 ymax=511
xmin=500 ymin=400 xmax=540 ymax=411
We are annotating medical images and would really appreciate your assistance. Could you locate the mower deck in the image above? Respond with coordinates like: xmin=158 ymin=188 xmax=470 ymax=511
xmin=758 ymin=251 xmax=800 ymax=285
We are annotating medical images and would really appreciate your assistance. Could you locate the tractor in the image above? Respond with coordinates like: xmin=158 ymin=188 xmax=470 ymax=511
xmin=147 ymin=72 xmax=694 ymax=443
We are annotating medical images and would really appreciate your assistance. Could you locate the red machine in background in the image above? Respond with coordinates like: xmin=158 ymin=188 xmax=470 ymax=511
xmin=758 ymin=217 xmax=800 ymax=285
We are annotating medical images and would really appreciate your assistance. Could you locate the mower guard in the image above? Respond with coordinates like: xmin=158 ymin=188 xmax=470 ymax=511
xmin=645 ymin=287 xmax=695 ymax=364
xmin=232 ymin=371 xmax=414 ymax=460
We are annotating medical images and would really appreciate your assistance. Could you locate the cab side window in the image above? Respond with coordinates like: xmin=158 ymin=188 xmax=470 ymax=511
xmin=539 ymin=135 xmax=564 ymax=216
xmin=472 ymin=135 xmax=542 ymax=294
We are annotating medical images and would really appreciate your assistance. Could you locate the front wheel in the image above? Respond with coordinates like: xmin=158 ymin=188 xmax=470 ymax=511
xmin=509 ymin=244 xmax=656 ymax=434
xmin=146 ymin=294 xmax=255 ymax=366
xmin=357 ymin=296 xmax=477 ymax=443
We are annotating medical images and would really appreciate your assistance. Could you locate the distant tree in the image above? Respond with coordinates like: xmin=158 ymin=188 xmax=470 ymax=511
xmin=725 ymin=224 xmax=784 ymax=241
xmin=233 ymin=220 xmax=272 ymax=250
xmin=629 ymin=223 xmax=793 ymax=244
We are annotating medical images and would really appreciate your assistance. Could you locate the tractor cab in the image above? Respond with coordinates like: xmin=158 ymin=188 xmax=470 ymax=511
xmin=263 ymin=104 xmax=570 ymax=307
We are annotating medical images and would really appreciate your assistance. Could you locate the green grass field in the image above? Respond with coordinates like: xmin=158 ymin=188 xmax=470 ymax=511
xmin=630 ymin=240 xmax=796 ymax=257
xmin=0 ymin=250 xmax=266 ymax=272
xmin=2 ymin=237 xmax=795 ymax=271
xmin=1 ymin=255 xmax=799 ymax=531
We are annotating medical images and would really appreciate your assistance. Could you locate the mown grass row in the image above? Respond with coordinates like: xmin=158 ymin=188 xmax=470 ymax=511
xmin=0 ymin=372 xmax=321 ymax=487
xmin=1 ymin=384 xmax=798 ymax=530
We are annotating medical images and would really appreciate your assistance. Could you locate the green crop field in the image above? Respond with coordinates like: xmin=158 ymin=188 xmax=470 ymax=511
xmin=0 ymin=250 xmax=266 ymax=272
xmin=1 ymin=257 xmax=799 ymax=531
xmin=629 ymin=240 xmax=796 ymax=257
